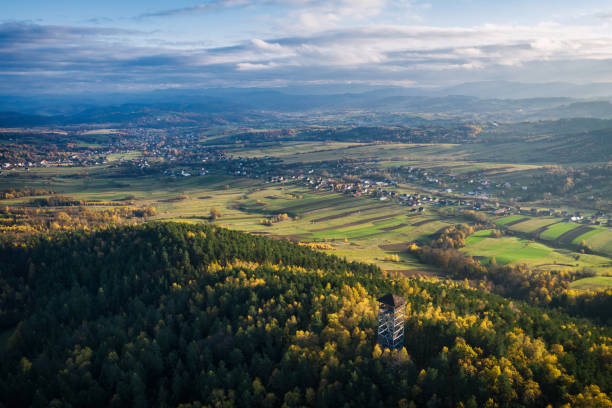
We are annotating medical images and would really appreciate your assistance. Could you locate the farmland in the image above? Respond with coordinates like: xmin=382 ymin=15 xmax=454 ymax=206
xmin=3 ymin=158 xmax=611 ymax=290
xmin=494 ymin=214 xmax=612 ymax=258
xmin=462 ymin=229 xmax=612 ymax=274
xmin=0 ymin=167 xmax=454 ymax=274
xmin=1 ymin=121 xmax=611 ymax=292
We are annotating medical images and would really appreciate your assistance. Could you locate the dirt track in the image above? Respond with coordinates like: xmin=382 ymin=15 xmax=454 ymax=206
xmin=412 ymin=218 xmax=438 ymax=227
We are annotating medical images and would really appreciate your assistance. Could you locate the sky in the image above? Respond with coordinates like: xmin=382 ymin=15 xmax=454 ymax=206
xmin=3 ymin=0 xmax=612 ymax=94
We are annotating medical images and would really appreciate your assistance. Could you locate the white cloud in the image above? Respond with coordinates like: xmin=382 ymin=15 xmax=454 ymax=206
xmin=251 ymin=38 xmax=283 ymax=51
xmin=4 ymin=15 xmax=612 ymax=92
xmin=236 ymin=61 xmax=278 ymax=70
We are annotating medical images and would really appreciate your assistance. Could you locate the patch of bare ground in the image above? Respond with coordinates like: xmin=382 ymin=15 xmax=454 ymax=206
xmin=412 ymin=218 xmax=438 ymax=227
xmin=379 ymin=243 xmax=411 ymax=252
xmin=157 ymin=195 xmax=189 ymax=203
xmin=558 ymin=225 xmax=594 ymax=243
xmin=381 ymin=223 xmax=409 ymax=231
xmin=504 ymin=217 xmax=530 ymax=227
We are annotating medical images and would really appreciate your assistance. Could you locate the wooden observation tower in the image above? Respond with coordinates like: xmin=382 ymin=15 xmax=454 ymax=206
xmin=377 ymin=293 xmax=406 ymax=350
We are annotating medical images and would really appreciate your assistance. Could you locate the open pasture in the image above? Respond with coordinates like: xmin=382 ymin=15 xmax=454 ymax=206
xmin=570 ymin=276 xmax=612 ymax=291
xmin=462 ymin=230 xmax=611 ymax=274
xmin=494 ymin=214 xmax=612 ymax=259
xmin=580 ymin=228 xmax=612 ymax=257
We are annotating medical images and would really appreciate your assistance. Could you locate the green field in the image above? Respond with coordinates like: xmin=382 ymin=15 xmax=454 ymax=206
xmin=464 ymin=234 xmax=551 ymax=265
xmin=495 ymin=214 xmax=612 ymax=258
xmin=509 ymin=217 xmax=561 ymax=233
xmin=570 ymin=276 xmax=612 ymax=291
xmin=585 ymin=229 xmax=612 ymax=257
xmin=494 ymin=215 xmax=526 ymax=226
xmin=539 ymin=222 xmax=579 ymax=240
xmin=462 ymin=230 xmax=611 ymax=274
xmin=572 ymin=228 xmax=605 ymax=244
xmin=465 ymin=229 xmax=495 ymax=245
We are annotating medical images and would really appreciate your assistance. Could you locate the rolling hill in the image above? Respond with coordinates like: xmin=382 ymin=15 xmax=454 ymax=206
xmin=0 ymin=223 xmax=610 ymax=407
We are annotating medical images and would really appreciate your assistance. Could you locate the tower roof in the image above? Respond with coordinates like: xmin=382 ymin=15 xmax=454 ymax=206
xmin=377 ymin=293 xmax=406 ymax=307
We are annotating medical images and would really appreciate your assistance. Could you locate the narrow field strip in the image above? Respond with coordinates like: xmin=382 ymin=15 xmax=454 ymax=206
xmin=494 ymin=215 xmax=526 ymax=226
xmin=412 ymin=218 xmax=438 ymax=227
xmin=531 ymin=222 xmax=563 ymax=238
xmin=379 ymin=243 xmax=411 ymax=251
xmin=279 ymin=196 xmax=349 ymax=213
xmin=311 ymin=204 xmax=391 ymax=222
xmin=310 ymin=213 xmax=405 ymax=232
xmin=380 ymin=223 xmax=410 ymax=231
xmin=558 ymin=225 xmax=594 ymax=243
xmin=504 ymin=217 xmax=530 ymax=227
xmin=301 ymin=198 xmax=375 ymax=215
xmin=539 ymin=222 xmax=578 ymax=240
xmin=571 ymin=228 xmax=604 ymax=245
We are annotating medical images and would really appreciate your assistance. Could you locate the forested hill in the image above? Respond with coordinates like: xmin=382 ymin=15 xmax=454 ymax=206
xmin=0 ymin=223 xmax=611 ymax=407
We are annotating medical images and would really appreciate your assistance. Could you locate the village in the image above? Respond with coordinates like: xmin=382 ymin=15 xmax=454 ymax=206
xmin=2 ymin=126 xmax=610 ymax=227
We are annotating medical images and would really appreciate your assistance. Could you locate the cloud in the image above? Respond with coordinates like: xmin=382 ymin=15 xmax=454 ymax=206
xmin=3 ymin=20 xmax=612 ymax=94
xmin=595 ymin=11 xmax=612 ymax=21
xmin=83 ymin=17 xmax=115 ymax=25
xmin=236 ymin=62 xmax=278 ymax=70
xmin=0 ymin=21 xmax=136 ymax=47
xmin=137 ymin=0 xmax=401 ymax=24
xmin=137 ymin=0 xmax=264 ymax=19
xmin=251 ymin=39 xmax=283 ymax=51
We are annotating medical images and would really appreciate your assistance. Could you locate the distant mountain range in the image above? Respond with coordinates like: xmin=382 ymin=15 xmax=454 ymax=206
xmin=3 ymin=81 xmax=612 ymax=126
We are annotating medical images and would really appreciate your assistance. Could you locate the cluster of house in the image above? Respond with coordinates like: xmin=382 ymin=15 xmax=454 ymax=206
xmin=2 ymin=152 xmax=111 ymax=170
xmin=2 ymin=161 xmax=33 ymax=169
xmin=398 ymin=166 xmax=545 ymax=201
xmin=162 ymin=168 xmax=210 ymax=177
xmin=493 ymin=207 xmax=610 ymax=225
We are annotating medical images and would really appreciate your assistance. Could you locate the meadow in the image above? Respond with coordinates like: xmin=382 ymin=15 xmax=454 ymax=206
xmin=495 ymin=214 xmax=612 ymax=258
xmin=462 ymin=229 xmax=612 ymax=274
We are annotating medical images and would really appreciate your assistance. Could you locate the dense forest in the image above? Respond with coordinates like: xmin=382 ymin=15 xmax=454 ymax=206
xmin=0 ymin=223 xmax=611 ymax=407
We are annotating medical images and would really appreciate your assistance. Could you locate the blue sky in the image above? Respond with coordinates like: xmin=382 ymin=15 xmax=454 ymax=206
xmin=3 ymin=0 xmax=612 ymax=94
